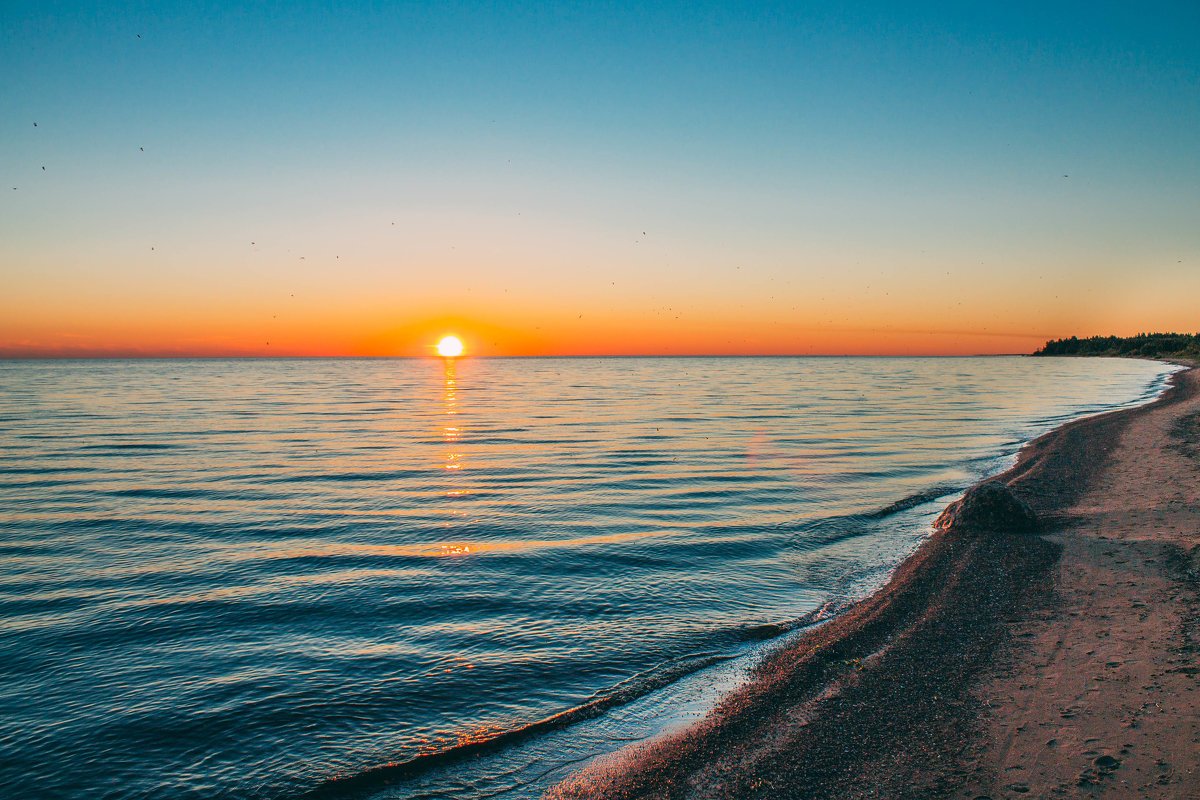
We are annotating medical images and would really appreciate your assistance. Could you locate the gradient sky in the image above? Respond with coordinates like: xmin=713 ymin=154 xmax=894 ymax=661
xmin=2 ymin=1 xmax=1197 ymax=356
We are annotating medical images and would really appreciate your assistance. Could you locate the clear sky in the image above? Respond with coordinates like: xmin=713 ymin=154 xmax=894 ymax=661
xmin=2 ymin=1 xmax=1197 ymax=356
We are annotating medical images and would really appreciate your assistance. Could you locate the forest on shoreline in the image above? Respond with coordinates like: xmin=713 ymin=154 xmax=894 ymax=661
xmin=1033 ymin=333 xmax=1200 ymax=359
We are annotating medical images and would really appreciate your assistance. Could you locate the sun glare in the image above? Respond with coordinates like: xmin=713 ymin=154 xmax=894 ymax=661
xmin=436 ymin=335 xmax=465 ymax=358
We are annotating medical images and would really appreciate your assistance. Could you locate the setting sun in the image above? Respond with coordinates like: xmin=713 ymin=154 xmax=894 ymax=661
xmin=436 ymin=335 xmax=464 ymax=358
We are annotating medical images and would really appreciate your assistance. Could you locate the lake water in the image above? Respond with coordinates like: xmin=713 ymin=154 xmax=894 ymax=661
xmin=0 ymin=356 xmax=1175 ymax=799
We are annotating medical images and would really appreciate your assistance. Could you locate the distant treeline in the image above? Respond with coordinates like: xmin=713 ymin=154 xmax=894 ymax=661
xmin=1033 ymin=333 xmax=1200 ymax=360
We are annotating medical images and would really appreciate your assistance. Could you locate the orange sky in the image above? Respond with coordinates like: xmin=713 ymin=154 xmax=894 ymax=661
xmin=1 ymin=278 xmax=1193 ymax=358
xmin=2 ymin=226 xmax=1194 ymax=357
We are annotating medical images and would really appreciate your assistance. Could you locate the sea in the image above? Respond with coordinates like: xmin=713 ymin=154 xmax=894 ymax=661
xmin=0 ymin=356 xmax=1177 ymax=799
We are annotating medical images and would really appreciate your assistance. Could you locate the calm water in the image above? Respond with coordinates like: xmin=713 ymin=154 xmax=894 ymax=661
xmin=0 ymin=357 xmax=1174 ymax=799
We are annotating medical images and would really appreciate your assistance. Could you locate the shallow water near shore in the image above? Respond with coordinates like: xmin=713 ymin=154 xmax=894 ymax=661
xmin=0 ymin=356 xmax=1175 ymax=799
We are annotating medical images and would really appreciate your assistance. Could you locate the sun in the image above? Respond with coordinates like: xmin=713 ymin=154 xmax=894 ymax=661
xmin=436 ymin=335 xmax=464 ymax=358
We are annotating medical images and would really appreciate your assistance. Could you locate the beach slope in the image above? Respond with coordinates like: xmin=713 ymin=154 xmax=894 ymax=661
xmin=549 ymin=365 xmax=1199 ymax=799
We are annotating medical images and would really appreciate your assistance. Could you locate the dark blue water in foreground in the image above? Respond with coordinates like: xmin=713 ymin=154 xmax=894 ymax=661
xmin=0 ymin=357 xmax=1175 ymax=799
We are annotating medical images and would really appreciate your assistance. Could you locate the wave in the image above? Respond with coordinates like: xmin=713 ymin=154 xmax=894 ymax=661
xmin=733 ymin=598 xmax=848 ymax=641
xmin=860 ymin=484 xmax=962 ymax=519
xmin=784 ymin=484 xmax=961 ymax=551
xmin=104 ymin=487 xmax=215 ymax=499
xmin=266 ymin=469 xmax=430 ymax=484
xmin=77 ymin=442 xmax=182 ymax=451
xmin=299 ymin=599 xmax=850 ymax=799
xmin=0 ymin=465 xmax=102 ymax=475
xmin=299 ymin=653 xmax=733 ymax=798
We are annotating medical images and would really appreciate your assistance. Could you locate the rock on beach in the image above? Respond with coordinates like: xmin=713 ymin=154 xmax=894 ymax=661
xmin=934 ymin=481 xmax=1039 ymax=533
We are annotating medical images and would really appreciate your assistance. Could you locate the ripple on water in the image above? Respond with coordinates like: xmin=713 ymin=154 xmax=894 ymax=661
xmin=0 ymin=356 xmax=1177 ymax=800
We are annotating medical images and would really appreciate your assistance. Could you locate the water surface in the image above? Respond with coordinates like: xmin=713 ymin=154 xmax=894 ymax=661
xmin=0 ymin=356 xmax=1174 ymax=799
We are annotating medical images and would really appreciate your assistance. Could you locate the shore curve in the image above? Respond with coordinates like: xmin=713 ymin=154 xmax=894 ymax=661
xmin=548 ymin=363 xmax=1199 ymax=799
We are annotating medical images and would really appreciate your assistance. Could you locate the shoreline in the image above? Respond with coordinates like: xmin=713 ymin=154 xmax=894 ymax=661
xmin=548 ymin=362 xmax=1199 ymax=799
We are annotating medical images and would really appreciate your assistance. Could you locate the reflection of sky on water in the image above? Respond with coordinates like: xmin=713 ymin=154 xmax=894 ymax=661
xmin=0 ymin=356 xmax=1176 ymax=800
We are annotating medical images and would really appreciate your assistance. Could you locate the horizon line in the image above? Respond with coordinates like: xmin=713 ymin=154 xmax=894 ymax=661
xmin=0 ymin=352 xmax=1036 ymax=360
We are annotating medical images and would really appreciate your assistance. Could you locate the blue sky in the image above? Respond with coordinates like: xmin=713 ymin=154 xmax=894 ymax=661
xmin=2 ymin=1 xmax=1197 ymax=354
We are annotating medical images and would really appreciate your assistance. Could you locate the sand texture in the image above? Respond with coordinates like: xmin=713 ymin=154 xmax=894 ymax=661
xmin=960 ymin=365 xmax=1200 ymax=798
xmin=548 ymin=364 xmax=1199 ymax=799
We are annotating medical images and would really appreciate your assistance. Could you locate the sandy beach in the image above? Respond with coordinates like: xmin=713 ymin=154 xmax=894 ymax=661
xmin=549 ymin=362 xmax=1199 ymax=799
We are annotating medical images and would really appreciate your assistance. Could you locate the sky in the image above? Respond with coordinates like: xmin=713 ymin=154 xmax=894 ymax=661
xmin=2 ymin=1 xmax=1197 ymax=357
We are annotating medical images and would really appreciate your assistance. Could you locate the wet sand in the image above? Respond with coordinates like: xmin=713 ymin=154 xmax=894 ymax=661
xmin=548 ymin=363 xmax=1199 ymax=799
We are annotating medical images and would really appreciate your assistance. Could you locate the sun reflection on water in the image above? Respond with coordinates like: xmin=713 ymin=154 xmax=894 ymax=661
xmin=442 ymin=358 xmax=464 ymax=475
xmin=438 ymin=358 xmax=473 ymax=555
